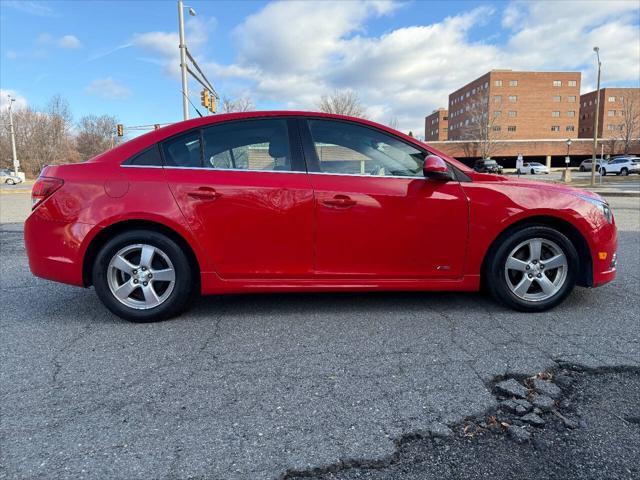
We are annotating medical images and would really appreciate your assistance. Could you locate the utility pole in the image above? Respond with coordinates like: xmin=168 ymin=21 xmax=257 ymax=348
xmin=590 ymin=46 xmax=601 ymax=187
xmin=7 ymin=96 xmax=19 ymax=176
xmin=178 ymin=0 xmax=189 ymax=120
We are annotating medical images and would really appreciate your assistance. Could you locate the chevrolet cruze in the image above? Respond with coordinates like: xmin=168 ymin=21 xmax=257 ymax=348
xmin=25 ymin=112 xmax=617 ymax=322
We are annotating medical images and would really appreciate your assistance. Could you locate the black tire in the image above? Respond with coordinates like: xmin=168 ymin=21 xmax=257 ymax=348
xmin=579 ymin=166 xmax=585 ymax=172
xmin=92 ymin=229 xmax=195 ymax=322
xmin=484 ymin=225 xmax=578 ymax=312
xmin=600 ymin=168 xmax=606 ymax=176
xmin=6 ymin=179 xmax=15 ymax=185
xmin=620 ymin=168 xmax=628 ymax=176
xmin=530 ymin=168 xmax=535 ymax=174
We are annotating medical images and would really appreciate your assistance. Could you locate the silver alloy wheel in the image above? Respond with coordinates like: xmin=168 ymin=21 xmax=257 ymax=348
xmin=504 ymin=237 xmax=568 ymax=302
xmin=107 ymin=244 xmax=176 ymax=310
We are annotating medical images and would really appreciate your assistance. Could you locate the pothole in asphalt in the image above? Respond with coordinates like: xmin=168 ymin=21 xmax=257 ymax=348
xmin=283 ymin=366 xmax=640 ymax=480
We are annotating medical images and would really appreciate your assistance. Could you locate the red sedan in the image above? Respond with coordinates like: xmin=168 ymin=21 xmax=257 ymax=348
xmin=25 ymin=112 xmax=617 ymax=322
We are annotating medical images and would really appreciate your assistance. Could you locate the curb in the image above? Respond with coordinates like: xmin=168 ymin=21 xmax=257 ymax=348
xmin=588 ymin=191 xmax=640 ymax=198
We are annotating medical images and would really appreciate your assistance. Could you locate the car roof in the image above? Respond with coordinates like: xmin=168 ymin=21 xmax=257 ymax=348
xmin=89 ymin=110 xmax=472 ymax=172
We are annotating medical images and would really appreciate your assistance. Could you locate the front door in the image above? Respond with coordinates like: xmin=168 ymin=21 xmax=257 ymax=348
xmin=302 ymin=118 xmax=469 ymax=279
xmin=165 ymin=118 xmax=314 ymax=279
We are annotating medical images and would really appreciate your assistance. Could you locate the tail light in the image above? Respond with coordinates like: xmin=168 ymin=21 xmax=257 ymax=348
xmin=31 ymin=176 xmax=64 ymax=210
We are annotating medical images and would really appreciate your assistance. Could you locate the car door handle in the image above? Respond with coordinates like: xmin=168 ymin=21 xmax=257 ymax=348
xmin=322 ymin=195 xmax=356 ymax=208
xmin=187 ymin=187 xmax=221 ymax=200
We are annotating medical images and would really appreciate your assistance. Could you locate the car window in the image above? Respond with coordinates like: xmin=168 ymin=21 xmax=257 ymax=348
xmin=125 ymin=145 xmax=163 ymax=166
xmin=307 ymin=119 xmax=425 ymax=177
xmin=162 ymin=131 xmax=202 ymax=168
xmin=202 ymin=119 xmax=297 ymax=172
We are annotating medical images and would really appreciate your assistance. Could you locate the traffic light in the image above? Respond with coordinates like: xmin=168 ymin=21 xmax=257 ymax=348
xmin=209 ymin=95 xmax=217 ymax=113
xmin=200 ymin=89 xmax=211 ymax=109
xmin=154 ymin=124 xmax=160 ymax=130
xmin=116 ymin=124 xmax=124 ymax=137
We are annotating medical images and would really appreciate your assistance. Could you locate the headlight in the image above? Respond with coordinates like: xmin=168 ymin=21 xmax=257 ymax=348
xmin=576 ymin=194 xmax=613 ymax=223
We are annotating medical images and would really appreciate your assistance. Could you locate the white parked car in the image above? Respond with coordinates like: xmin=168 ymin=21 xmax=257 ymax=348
xmin=0 ymin=169 xmax=23 ymax=185
xmin=600 ymin=157 xmax=640 ymax=176
xmin=517 ymin=162 xmax=550 ymax=175
xmin=579 ymin=158 xmax=606 ymax=172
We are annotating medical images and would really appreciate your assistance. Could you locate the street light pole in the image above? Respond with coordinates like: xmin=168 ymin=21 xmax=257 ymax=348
xmin=7 ymin=96 xmax=19 ymax=176
xmin=178 ymin=0 xmax=189 ymax=121
xmin=590 ymin=47 xmax=601 ymax=187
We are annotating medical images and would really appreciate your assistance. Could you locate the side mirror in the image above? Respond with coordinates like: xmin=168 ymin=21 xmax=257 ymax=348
xmin=423 ymin=155 xmax=452 ymax=181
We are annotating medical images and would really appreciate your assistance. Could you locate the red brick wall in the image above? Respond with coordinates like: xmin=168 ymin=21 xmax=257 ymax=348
xmin=447 ymin=71 xmax=581 ymax=141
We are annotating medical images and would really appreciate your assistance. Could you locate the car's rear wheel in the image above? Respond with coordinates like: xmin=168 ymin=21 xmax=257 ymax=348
xmin=92 ymin=230 xmax=194 ymax=322
xmin=6 ymin=179 xmax=15 ymax=185
xmin=579 ymin=166 xmax=586 ymax=172
xmin=485 ymin=225 xmax=578 ymax=312
xmin=620 ymin=168 xmax=628 ymax=176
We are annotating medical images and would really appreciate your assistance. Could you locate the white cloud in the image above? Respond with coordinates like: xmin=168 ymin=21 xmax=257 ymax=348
xmin=0 ymin=89 xmax=28 ymax=111
xmin=132 ymin=16 xmax=216 ymax=77
xmin=133 ymin=0 xmax=640 ymax=133
xmin=58 ymin=35 xmax=82 ymax=49
xmin=35 ymin=33 xmax=82 ymax=49
xmin=85 ymin=77 xmax=132 ymax=100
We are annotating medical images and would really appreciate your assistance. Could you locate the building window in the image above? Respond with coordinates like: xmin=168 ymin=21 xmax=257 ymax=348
xmin=443 ymin=127 xmax=448 ymax=133
xmin=552 ymin=111 xmax=560 ymax=117
xmin=484 ymin=82 xmax=489 ymax=89
xmin=494 ymin=95 xmax=502 ymax=103
xmin=493 ymin=125 xmax=501 ymax=132
xmin=466 ymin=91 xmax=470 ymax=98
xmin=566 ymin=125 xmax=575 ymax=131
xmin=508 ymin=110 xmax=517 ymax=117
xmin=509 ymin=80 xmax=518 ymax=86
xmin=568 ymin=80 xmax=577 ymax=87
xmin=494 ymin=111 xmax=502 ymax=117
xmin=567 ymin=111 xmax=575 ymax=117
xmin=608 ymin=96 xmax=616 ymax=102
xmin=551 ymin=125 xmax=560 ymax=132
xmin=507 ymin=126 xmax=516 ymax=132
xmin=495 ymin=80 xmax=503 ymax=86
xmin=553 ymin=95 xmax=561 ymax=102
xmin=553 ymin=80 xmax=562 ymax=87
xmin=472 ymin=88 xmax=476 ymax=94
xmin=568 ymin=96 xmax=576 ymax=102
xmin=608 ymin=110 xmax=615 ymax=116
xmin=508 ymin=95 xmax=517 ymax=102
xmin=443 ymin=116 xmax=448 ymax=120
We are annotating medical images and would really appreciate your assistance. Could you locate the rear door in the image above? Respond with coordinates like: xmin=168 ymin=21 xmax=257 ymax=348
xmin=165 ymin=118 xmax=314 ymax=279
xmin=300 ymin=118 xmax=469 ymax=279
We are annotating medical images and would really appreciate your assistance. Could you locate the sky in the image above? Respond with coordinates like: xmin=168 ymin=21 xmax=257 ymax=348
xmin=1 ymin=0 xmax=639 ymax=135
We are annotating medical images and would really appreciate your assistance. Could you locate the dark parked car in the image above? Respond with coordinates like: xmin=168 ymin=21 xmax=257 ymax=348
xmin=474 ymin=159 xmax=503 ymax=174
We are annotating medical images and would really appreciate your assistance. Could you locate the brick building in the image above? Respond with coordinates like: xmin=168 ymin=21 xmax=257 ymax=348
xmin=424 ymin=108 xmax=448 ymax=141
xmin=579 ymin=87 xmax=640 ymax=142
xmin=445 ymin=70 xmax=581 ymax=141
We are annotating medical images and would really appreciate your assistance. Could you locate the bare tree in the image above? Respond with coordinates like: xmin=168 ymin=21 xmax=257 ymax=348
xmin=317 ymin=90 xmax=367 ymax=118
xmin=76 ymin=114 xmax=118 ymax=161
xmin=221 ymin=95 xmax=255 ymax=113
xmin=620 ymin=94 xmax=639 ymax=154
xmin=460 ymin=91 xmax=501 ymax=159
xmin=387 ymin=116 xmax=399 ymax=130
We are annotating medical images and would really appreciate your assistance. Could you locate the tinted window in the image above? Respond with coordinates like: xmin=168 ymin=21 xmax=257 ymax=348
xmin=125 ymin=145 xmax=163 ymax=166
xmin=202 ymin=119 xmax=296 ymax=172
xmin=307 ymin=120 xmax=425 ymax=177
xmin=162 ymin=131 xmax=202 ymax=168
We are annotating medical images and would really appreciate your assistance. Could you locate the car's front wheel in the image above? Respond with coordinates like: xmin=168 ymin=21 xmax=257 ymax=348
xmin=92 ymin=230 xmax=195 ymax=322
xmin=485 ymin=225 xmax=578 ymax=312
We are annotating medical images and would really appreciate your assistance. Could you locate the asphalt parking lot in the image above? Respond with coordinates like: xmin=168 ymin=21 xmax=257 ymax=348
xmin=1 ymin=191 xmax=639 ymax=480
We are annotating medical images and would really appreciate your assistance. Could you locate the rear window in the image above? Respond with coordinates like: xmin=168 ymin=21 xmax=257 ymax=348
xmin=124 ymin=145 xmax=163 ymax=166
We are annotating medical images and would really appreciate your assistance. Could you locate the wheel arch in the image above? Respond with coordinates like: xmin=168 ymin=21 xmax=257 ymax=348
xmin=480 ymin=215 xmax=593 ymax=288
xmin=82 ymin=219 xmax=201 ymax=288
